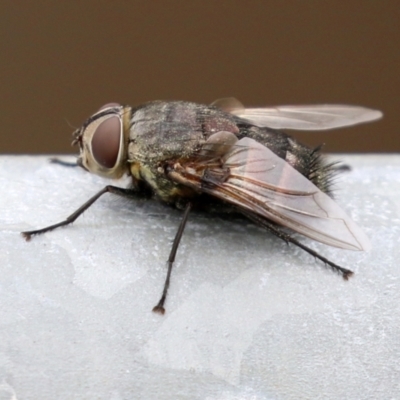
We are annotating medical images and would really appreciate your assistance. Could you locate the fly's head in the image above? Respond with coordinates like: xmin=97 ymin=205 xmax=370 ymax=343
xmin=72 ymin=103 xmax=132 ymax=179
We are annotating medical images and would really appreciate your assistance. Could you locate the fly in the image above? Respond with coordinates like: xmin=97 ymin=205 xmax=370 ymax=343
xmin=22 ymin=98 xmax=382 ymax=314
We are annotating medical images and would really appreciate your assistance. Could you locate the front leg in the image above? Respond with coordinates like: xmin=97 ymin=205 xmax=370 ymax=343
xmin=22 ymin=186 xmax=142 ymax=240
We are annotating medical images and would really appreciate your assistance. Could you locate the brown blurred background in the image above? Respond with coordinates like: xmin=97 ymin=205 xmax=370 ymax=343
xmin=0 ymin=0 xmax=398 ymax=154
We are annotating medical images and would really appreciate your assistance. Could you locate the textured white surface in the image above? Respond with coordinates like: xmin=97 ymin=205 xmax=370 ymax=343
xmin=0 ymin=155 xmax=399 ymax=399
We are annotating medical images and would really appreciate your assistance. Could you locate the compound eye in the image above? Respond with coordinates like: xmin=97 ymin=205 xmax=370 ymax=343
xmin=91 ymin=116 xmax=121 ymax=169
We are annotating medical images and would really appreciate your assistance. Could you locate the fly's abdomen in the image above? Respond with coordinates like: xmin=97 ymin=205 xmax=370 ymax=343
xmin=238 ymin=124 xmax=335 ymax=195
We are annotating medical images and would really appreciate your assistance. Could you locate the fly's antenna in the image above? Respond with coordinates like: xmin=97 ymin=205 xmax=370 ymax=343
xmin=64 ymin=117 xmax=78 ymax=131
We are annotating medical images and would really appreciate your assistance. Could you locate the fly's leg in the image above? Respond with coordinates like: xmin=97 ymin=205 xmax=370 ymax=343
xmin=334 ymin=163 xmax=351 ymax=172
xmin=241 ymin=210 xmax=354 ymax=280
xmin=152 ymin=202 xmax=192 ymax=315
xmin=49 ymin=158 xmax=79 ymax=167
xmin=21 ymin=186 xmax=140 ymax=240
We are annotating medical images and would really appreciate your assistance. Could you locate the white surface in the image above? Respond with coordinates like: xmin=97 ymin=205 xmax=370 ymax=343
xmin=0 ymin=155 xmax=399 ymax=399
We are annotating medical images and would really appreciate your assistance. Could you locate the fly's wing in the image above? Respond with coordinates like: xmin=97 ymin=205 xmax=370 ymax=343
xmin=169 ymin=133 xmax=370 ymax=251
xmin=210 ymin=97 xmax=245 ymax=113
xmin=211 ymin=97 xmax=382 ymax=130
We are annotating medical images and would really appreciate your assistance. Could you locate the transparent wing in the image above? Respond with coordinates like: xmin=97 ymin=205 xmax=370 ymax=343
xmin=211 ymin=97 xmax=382 ymax=130
xmin=210 ymin=97 xmax=245 ymax=113
xmin=170 ymin=133 xmax=370 ymax=251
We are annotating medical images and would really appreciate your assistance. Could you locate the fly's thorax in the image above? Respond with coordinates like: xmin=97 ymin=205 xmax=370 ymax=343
xmin=73 ymin=104 xmax=132 ymax=179
xmin=127 ymin=103 xmax=203 ymax=164
xmin=127 ymin=101 xmax=239 ymax=165
xmin=126 ymin=101 xmax=241 ymax=202
xmin=129 ymin=161 xmax=198 ymax=203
